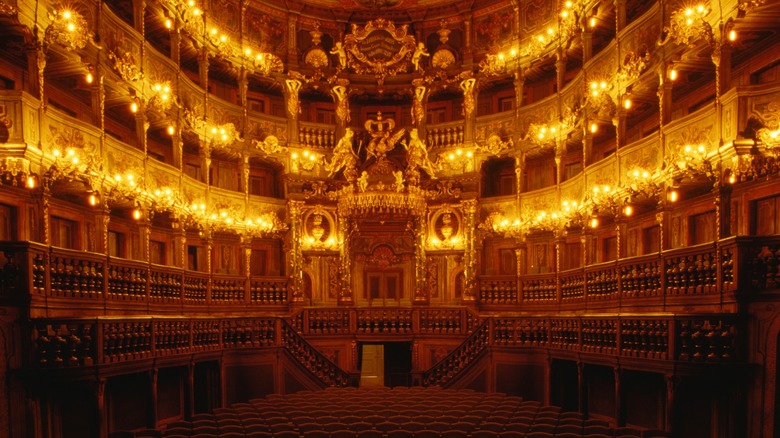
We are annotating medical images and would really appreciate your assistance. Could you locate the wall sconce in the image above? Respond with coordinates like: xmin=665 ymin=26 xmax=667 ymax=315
xmin=130 ymin=97 xmax=140 ymax=114
xmin=590 ymin=122 xmax=599 ymax=134
xmin=88 ymin=191 xmax=100 ymax=206
xmin=291 ymin=149 xmax=322 ymax=172
xmin=589 ymin=215 xmax=600 ymax=229
xmin=667 ymin=187 xmax=680 ymax=203
xmin=26 ymin=174 xmax=37 ymax=189
xmin=85 ymin=64 xmax=94 ymax=84
xmin=623 ymin=95 xmax=632 ymax=110
xmin=667 ymin=64 xmax=679 ymax=82
xmin=167 ymin=124 xmax=176 ymax=136
xmin=132 ymin=206 xmax=143 ymax=220
xmin=623 ymin=204 xmax=634 ymax=217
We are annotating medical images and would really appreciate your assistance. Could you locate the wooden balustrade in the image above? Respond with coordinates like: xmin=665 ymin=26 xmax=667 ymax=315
xmin=478 ymin=276 xmax=518 ymax=304
xmin=474 ymin=238 xmax=771 ymax=310
xmin=421 ymin=319 xmax=490 ymax=386
xmin=422 ymin=314 xmax=742 ymax=386
xmin=280 ymin=320 xmax=352 ymax=387
xmin=0 ymin=242 xmax=289 ymax=314
xmin=30 ymin=317 xmax=278 ymax=368
xmin=292 ymin=307 xmax=477 ymax=337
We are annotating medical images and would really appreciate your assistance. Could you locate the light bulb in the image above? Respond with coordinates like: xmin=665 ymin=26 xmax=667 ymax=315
xmin=133 ymin=208 xmax=142 ymax=220
xmin=669 ymin=69 xmax=678 ymax=81
xmin=26 ymin=176 xmax=36 ymax=189
xmin=728 ymin=30 xmax=736 ymax=41
xmin=86 ymin=72 xmax=93 ymax=84
xmin=167 ymin=125 xmax=175 ymax=135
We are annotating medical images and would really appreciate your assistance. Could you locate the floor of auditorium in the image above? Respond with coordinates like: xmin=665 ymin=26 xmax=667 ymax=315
xmin=114 ymin=387 xmax=670 ymax=438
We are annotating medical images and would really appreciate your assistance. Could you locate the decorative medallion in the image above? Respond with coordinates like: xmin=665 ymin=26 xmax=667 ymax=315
xmin=343 ymin=19 xmax=417 ymax=78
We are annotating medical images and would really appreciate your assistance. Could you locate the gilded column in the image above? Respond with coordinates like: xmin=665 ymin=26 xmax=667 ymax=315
xmin=461 ymin=199 xmax=478 ymax=302
xmin=197 ymin=46 xmax=209 ymax=90
xmin=338 ymin=216 xmax=354 ymax=305
xmin=97 ymin=205 xmax=111 ymax=255
xmin=287 ymin=200 xmax=305 ymax=304
xmin=413 ymin=215 xmax=428 ymax=304
xmin=555 ymin=49 xmax=566 ymax=93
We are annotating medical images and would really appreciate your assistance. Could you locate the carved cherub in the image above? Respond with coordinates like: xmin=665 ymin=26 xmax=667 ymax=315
xmin=411 ymin=42 xmax=430 ymax=71
xmin=393 ymin=170 xmax=405 ymax=192
xmin=330 ymin=41 xmax=347 ymax=70
xmin=357 ymin=171 xmax=369 ymax=192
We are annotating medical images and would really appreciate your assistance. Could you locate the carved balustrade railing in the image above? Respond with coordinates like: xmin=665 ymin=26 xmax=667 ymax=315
xmin=0 ymin=241 xmax=288 ymax=315
xmin=280 ymin=320 xmax=353 ymax=387
xmin=28 ymin=316 xmax=278 ymax=368
xmin=290 ymin=307 xmax=479 ymax=337
xmin=478 ymin=276 xmax=518 ymax=305
xmin=426 ymin=122 xmax=465 ymax=149
xmin=475 ymin=236 xmax=773 ymax=310
xmin=28 ymin=316 xmax=353 ymax=388
xmin=422 ymin=314 xmax=742 ymax=387
xmin=421 ymin=319 xmax=490 ymax=386
xmin=298 ymin=123 xmax=336 ymax=151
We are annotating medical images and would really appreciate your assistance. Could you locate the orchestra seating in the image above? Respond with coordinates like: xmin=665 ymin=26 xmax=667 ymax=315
xmin=115 ymin=387 xmax=668 ymax=438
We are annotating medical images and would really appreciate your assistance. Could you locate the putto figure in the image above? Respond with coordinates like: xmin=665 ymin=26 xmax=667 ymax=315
xmin=411 ymin=42 xmax=429 ymax=71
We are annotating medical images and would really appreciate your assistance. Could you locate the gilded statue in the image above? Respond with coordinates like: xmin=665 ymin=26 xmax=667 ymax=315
xmin=412 ymin=84 xmax=426 ymax=126
xmin=411 ymin=42 xmax=430 ymax=71
xmin=460 ymin=77 xmax=476 ymax=117
xmin=364 ymin=112 xmax=405 ymax=160
xmin=285 ymin=78 xmax=302 ymax=118
xmin=404 ymin=128 xmax=438 ymax=177
xmin=332 ymin=83 xmax=350 ymax=125
xmin=325 ymin=128 xmax=358 ymax=180
xmin=330 ymin=41 xmax=347 ymax=70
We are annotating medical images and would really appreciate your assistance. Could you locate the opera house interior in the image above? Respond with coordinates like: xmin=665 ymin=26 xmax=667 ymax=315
xmin=1 ymin=0 xmax=780 ymax=436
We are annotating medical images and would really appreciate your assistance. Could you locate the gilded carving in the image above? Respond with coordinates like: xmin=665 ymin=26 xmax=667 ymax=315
xmin=342 ymin=19 xmax=417 ymax=78
xmin=475 ymin=10 xmax=514 ymax=50
xmin=431 ymin=49 xmax=456 ymax=69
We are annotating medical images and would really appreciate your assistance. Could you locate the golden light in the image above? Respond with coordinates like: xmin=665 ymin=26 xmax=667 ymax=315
xmin=590 ymin=123 xmax=598 ymax=134
xmin=728 ymin=30 xmax=737 ymax=41
xmin=623 ymin=98 xmax=632 ymax=110
xmin=589 ymin=17 xmax=597 ymax=28
xmin=165 ymin=18 xmax=172 ymax=29
xmin=167 ymin=125 xmax=176 ymax=136
xmin=624 ymin=205 xmax=633 ymax=216
xmin=669 ymin=68 xmax=678 ymax=81
xmin=669 ymin=189 xmax=679 ymax=203
xmin=62 ymin=10 xmax=72 ymax=19
xmin=26 ymin=176 xmax=36 ymax=189
xmin=88 ymin=193 xmax=99 ymax=206
xmin=132 ymin=208 xmax=142 ymax=220
xmin=130 ymin=101 xmax=139 ymax=113
xmin=86 ymin=72 xmax=94 ymax=84
xmin=590 ymin=217 xmax=599 ymax=228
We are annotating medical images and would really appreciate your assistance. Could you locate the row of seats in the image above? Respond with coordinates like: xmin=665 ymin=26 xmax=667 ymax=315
xmin=113 ymin=387 xmax=670 ymax=438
